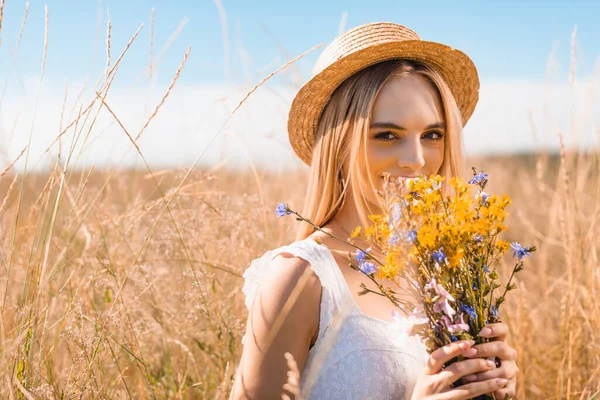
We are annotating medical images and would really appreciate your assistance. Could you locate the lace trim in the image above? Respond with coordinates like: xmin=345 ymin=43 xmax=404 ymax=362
xmin=241 ymin=239 xmax=334 ymax=343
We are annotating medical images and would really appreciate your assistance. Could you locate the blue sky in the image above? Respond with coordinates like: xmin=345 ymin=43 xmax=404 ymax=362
xmin=1 ymin=0 xmax=599 ymax=86
xmin=0 ymin=1 xmax=599 ymax=170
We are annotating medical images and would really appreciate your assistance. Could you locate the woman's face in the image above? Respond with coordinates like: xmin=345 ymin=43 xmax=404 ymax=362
xmin=361 ymin=73 xmax=446 ymax=202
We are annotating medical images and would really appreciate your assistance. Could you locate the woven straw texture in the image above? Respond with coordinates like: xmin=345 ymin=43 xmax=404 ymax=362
xmin=288 ymin=22 xmax=480 ymax=165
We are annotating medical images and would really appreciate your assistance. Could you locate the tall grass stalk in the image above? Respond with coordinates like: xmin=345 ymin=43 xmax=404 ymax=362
xmin=0 ymin=9 xmax=597 ymax=400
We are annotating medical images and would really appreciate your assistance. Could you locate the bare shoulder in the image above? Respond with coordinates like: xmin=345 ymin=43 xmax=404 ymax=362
xmin=233 ymin=251 xmax=322 ymax=399
xmin=251 ymin=251 xmax=322 ymax=320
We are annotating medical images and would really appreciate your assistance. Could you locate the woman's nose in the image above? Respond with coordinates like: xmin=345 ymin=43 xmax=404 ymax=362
xmin=396 ymin=138 xmax=426 ymax=171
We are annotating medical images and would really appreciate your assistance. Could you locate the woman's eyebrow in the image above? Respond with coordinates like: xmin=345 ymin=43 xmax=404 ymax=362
xmin=369 ymin=121 xmax=446 ymax=130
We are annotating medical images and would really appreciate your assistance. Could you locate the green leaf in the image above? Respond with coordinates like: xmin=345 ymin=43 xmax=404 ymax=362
xmin=440 ymin=273 xmax=450 ymax=285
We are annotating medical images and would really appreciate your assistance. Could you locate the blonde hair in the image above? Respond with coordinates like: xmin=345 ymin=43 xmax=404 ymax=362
xmin=296 ymin=59 xmax=465 ymax=240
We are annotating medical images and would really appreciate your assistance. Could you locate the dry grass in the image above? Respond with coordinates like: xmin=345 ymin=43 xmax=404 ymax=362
xmin=0 ymin=152 xmax=598 ymax=399
xmin=0 ymin=6 xmax=598 ymax=400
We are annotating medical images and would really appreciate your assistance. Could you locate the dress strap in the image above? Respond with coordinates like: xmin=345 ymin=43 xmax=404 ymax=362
xmin=241 ymin=238 xmax=353 ymax=343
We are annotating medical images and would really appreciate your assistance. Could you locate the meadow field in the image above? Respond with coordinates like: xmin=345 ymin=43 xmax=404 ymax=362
xmin=0 ymin=4 xmax=599 ymax=399
xmin=0 ymin=151 xmax=598 ymax=399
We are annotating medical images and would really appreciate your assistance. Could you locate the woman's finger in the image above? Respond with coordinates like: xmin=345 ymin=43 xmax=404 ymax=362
xmin=462 ymin=362 xmax=519 ymax=383
xmin=436 ymin=358 xmax=496 ymax=386
xmin=492 ymin=378 xmax=517 ymax=399
xmin=478 ymin=323 xmax=509 ymax=341
xmin=433 ymin=378 xmax=509 ymax=400
xmin=424 ymin=340 xmax=475 ymax=375
xmin=462 ymin=341 xmax=517 ymax=360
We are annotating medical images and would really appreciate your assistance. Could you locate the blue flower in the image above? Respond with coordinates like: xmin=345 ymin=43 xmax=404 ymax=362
xmin=483 ymin=265 xmax=490 ymax=273
xmin=433 ymin=323 xmax=443 ymax=339
xmin=432 ymin=248 xmax=447 ymax=264
xmin=354 ymin=249 xmax=377 ymax=275
xmin=510 ymin=242 xmax=533 ymax=260
xmin=491 ymin=305 xmax=498 ymax=318
xmin=474 ymin=233 xmax=484 ymax=243
xmin=468 ymin=171 xmax=488 ymax=185
xmin=388 ymin=235 xmax=401 ymax=246
xmin=478 ymin=192 xmax=490 ymax=205
xmin=354 ymin=249 xmax=369 ymax=263
xmin=275 ymin=202 xmax=291 ymax=217
xmin=472 ymin=282 xmax=478 ymax=291
xmin=461 ymin=304 xmax=477 ymax=322
xmin=359 ymin=261 xmax=378 ymax=275
xmin=406 ymin=230 xmax=418 ymax=244
xmin=450 ymin=335 xmax=458 ymax=342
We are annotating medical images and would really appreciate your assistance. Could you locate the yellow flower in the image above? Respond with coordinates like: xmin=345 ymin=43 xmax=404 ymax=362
xmin=377 ymin=262 xmax=402 ymax=280
xmin=448 ymin=247 xmax=465 ymax=269
xmin=417 ymin=225 xmax=438 ymax=249
xmin=497 ymin=240 xmax=510 ymax=253
xmin=450 ymin=176 xmax=469 ymax=195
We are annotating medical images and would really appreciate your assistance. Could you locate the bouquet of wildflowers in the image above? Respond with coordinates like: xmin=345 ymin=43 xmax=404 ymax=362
xmin=276 ymin=169 xmax=535 ymax=397
xmin=344 ymin=170 xmax=535 ymax=350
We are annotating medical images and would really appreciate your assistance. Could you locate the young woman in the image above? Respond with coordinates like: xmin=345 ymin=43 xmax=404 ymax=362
xmin=231 ymin=22 xmax=518 ymax=400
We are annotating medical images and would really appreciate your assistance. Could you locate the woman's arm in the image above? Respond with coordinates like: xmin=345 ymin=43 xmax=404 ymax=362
xmin=230 ymin=254 xmax=322 ymax=400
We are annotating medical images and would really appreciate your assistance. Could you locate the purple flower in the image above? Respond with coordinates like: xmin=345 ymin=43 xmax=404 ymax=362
xmin=469 ymin=171 xmax=488 ymax=185
xmin=461 ymin=304 xmax=477 ymax=322
xmin=424 ymin=278 xmax=456 ymax=302
xmin=474 ymin=233 xmax=484 ymax=243
xmin=406 ymin=230 xmax=418 ymax=244
xmin=388 ymin=234 xmax=401 ymax=246
xmin=441 ymin=314 xmax=470 ymax=333
xmin=436 ymin=284 xmax=455 ymax=302
xmin=359 ymin=261 xmax=378 ymax=275
xmin=491 ymin=305 xmax=498 ymax=318
xmin=354 ymin=248 xmax=377 ymax=275
xmin=426 ymin=277 xmax=457 ymax=318
xmin=434 ymin=298 xmax=456 ymax=318
xmin=275 ymin=202 xmax=291 ymax=217
xmin=432 ymin=248 xmax=447 ymax=265
xmin=424 ymin=277 xmax=438 ymax=292
xmin=478 ymin=191 xmax=490 ymax=205
xmin=510 ymin=242 xmax=533 ymax=260
xmin=354 ymin=248 xmax=372 ymax=263
xmin=483 ymin=265 xmax=490 ymax=273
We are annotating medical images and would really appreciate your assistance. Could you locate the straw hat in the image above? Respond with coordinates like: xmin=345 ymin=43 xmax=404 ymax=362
xmin=288 ymin=22 xmax=480 ymax=165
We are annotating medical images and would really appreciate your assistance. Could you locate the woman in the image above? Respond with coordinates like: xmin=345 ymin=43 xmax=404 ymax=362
xmin=231 ymin=22 xmax=518 ymax=399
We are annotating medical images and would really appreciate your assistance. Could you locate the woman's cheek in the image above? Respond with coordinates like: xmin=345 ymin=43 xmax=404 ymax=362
xmin=424 ymin=146 xmax=444 ymax=174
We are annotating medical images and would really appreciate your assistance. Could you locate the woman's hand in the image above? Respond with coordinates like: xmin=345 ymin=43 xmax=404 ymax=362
xmin=411 ymin=340 xmax=509 ymax=400
xmin=461 ymin=323 xmax=518 ymax=399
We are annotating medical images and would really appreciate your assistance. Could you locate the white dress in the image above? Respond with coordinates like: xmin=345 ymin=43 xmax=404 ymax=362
xmin=242 ymin=238 xmax=429 ymax=400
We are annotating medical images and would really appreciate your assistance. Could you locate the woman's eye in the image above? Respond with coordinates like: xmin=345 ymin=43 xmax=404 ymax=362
xmin=423 ymin=130 xmax=445 ymax=140
xmin=374 ymin=132 xmax=397 ymax=141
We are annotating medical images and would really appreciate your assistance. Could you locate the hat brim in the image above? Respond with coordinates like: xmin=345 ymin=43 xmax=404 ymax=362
xmin=287 ymin=40 xmax=480 ymax=165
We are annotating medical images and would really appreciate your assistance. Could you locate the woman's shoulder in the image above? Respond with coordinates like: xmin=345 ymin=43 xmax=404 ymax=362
xmin=242 ymin=238 xmax=326 ymax=312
